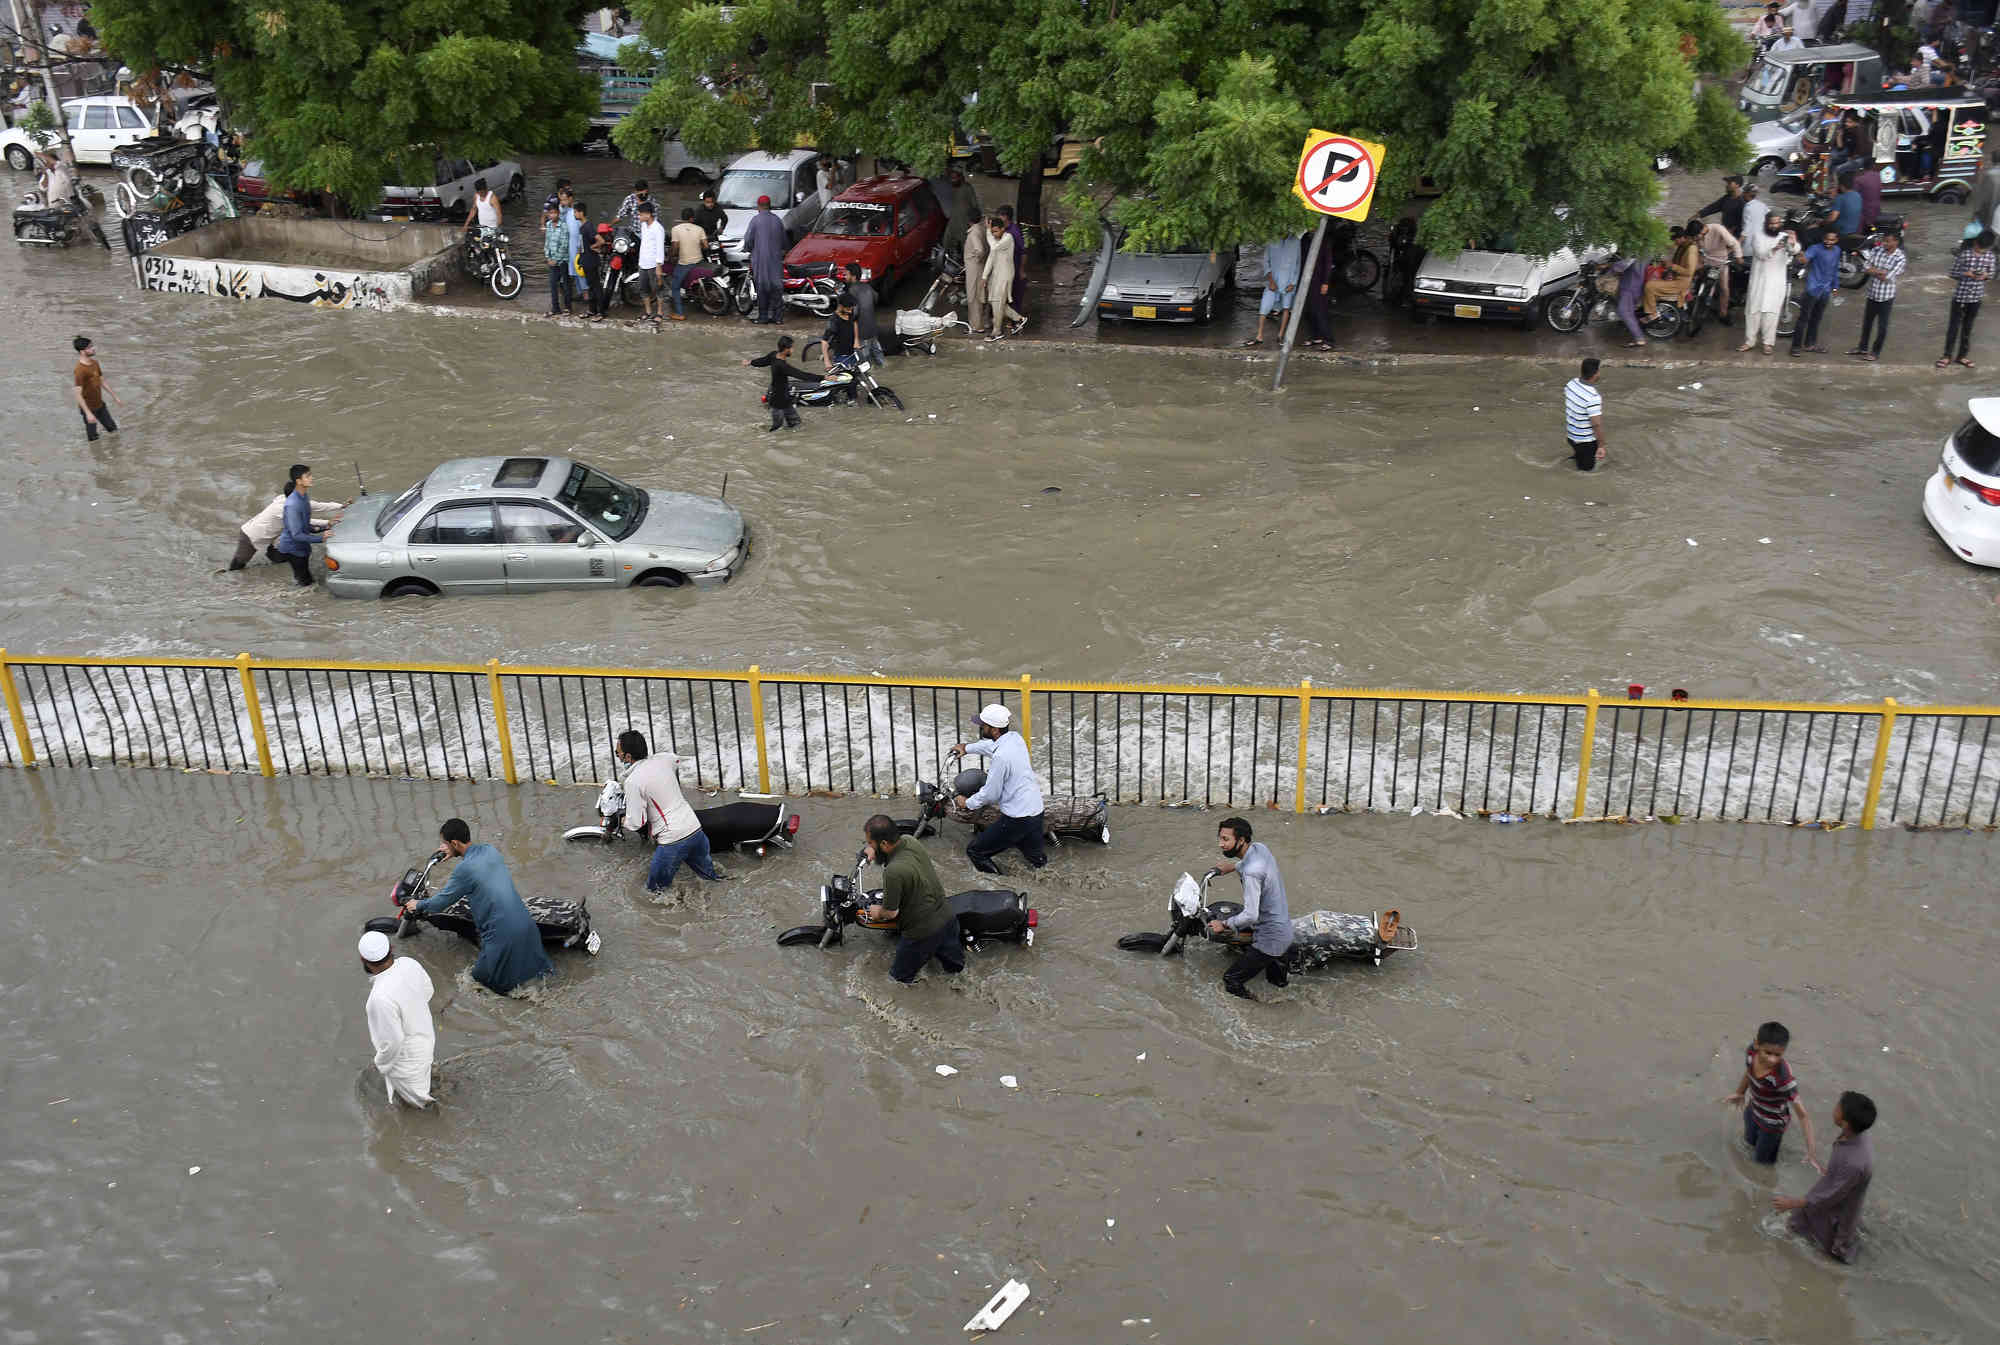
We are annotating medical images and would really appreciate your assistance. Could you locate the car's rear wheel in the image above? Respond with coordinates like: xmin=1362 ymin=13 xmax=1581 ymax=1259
xmin=634 ymin=570 xmax=687 ymax=588
xmin=383 ymin=578 xmax=439 ymax=599
xmin=3 ymin=144 xmax=33 ymax=171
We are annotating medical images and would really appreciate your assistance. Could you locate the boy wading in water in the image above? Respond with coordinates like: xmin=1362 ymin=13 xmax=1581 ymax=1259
xmin=1724 ymin=1020 xmax=1819 ymax=1168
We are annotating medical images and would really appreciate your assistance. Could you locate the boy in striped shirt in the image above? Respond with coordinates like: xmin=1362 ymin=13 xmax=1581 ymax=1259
xmin=1562 ymin=358 xmax=1605 ymax=471
xmin=1724 ymin=1021 xmax=1820 ymax=1168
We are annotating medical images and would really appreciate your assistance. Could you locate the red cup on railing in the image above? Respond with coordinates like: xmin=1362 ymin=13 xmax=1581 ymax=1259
xmin=1627 ymin=684 xmax=1645 ymax=700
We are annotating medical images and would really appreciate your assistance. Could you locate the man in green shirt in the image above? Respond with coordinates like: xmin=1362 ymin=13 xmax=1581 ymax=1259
xmin=859 ymin=814 xmax=964 ymax=983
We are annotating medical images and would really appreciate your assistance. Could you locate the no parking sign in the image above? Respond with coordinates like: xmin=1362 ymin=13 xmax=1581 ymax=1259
xmin=1292 ymin=130 xmax=1386 ymax=221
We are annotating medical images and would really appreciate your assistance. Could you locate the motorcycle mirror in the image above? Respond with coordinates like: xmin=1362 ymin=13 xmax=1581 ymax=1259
xmin=430 ymin=848 xmax=448 ymax=862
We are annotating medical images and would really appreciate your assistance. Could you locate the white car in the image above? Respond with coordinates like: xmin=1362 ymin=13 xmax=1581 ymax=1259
xmin=2 ymin=95 xmax=170 ymax=169
xmin=379 ymin=154 xmax=525 ymax=220
xmin=711 ymin=148 xmax=826 ymax=262
xmin=1410 ymin=233 xmax=1611 ymax=328
xmin=1745 ymin=101 xmax=1823 ymax=180
xmin=661 ymin=132 xmax=730 ymax=183
xmin=1922 ymin=398 xmax=2000 ymax=567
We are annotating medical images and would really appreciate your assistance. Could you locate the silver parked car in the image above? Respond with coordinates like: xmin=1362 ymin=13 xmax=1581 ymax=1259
xmin=323 ymin=456 xmax=749 ymax=599
xmin=1093 ymin=242 xmax=1239 ymax=324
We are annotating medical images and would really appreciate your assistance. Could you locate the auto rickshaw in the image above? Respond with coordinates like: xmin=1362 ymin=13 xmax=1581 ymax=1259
xmin=1779 ymin=88 xmax=1986 ymax=204
xmin=1739 ymin=44 xmax=1887 ymax=123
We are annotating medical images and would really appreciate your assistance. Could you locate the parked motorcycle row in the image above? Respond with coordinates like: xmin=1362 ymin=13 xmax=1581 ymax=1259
xmin=366 ymin=753 xmax=1419 ymax=990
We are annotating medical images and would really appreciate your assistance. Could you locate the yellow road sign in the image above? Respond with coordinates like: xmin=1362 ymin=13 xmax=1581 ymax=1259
xmin=1293 ymin=130 xmax=1386 ymax=221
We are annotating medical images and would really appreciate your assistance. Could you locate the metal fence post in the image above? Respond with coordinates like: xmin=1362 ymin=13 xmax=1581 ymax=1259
xmin=1860 ymin=697 xmax=1899 ymax=830
xmin=0 ymin=649 xmax=36 ymax=767
xmin=1019 ymin=674 xmax=1033 ymax=752
xmin=487 ymin=658 xmax=519 ymax=785
xmin=236 ymin=652 xmax=276 ymax=778
xmin=747 ymin=665 xmax=771 ymax=793
xmin=1294 ymin=677 xmax=1312 ymax=814
xmin=1571 ymin=688 xmax=1601 ymax=819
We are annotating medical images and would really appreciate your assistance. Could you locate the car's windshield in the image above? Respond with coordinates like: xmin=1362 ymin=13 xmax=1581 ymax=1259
xmin=376 ymin=482 xmax=423 ymax=537
xmin=817 ymin=202 xmax=892 ymax=237
xmin=1956 ymin=416 xmax=2000 ymax=474
xmin=556 ymin=463 xmax=644 ymax=540
xmin=717 ymin=171 xmax=791 ymax=209
xmin=1747 ymin=61 xmax=1792 ymax=95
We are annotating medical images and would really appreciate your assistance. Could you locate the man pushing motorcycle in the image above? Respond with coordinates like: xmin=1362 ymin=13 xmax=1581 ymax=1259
xmin=397 ymin=818 xmax=553 ymax=995
xmin=858 ymin=814 xmax=963 ymax=983
xmin=1208 ymin=817 xmax=1294 ymax=1001
xmin=953 ymin=704 xmax=1048 ymax=874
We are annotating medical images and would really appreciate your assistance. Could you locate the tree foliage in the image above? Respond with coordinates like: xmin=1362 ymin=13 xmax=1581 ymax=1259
xmin=619 ymin=0 xmax=1748 ymax=258
xmin=90 ymin=0 xmax=598 ymax=208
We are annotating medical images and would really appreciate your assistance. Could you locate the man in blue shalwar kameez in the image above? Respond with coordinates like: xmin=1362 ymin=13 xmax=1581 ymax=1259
xmin=401 ymin=818 xmax=553 ymax=994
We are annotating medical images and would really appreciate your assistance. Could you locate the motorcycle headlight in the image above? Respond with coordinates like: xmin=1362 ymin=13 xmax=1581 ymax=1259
xmin=1100 ymin=284 xmax=1121 ymax=299
xmin=1414 ymin=277 xmax=1446 ymax=292
xmin=1495 ymin=285 xmax=1527 ymax=299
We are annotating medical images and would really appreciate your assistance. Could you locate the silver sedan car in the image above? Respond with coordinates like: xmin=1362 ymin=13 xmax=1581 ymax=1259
xmin=323 ymin=456 xmax=750 ymax=599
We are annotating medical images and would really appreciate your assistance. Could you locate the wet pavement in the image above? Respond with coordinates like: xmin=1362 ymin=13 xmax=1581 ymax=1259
xmin=3 ymin=766 xmax=1994 ymax=1343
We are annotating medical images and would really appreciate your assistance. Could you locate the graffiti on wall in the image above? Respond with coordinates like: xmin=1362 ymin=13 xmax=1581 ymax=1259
xmin=136 ymin=254 xmax=404 ymax=310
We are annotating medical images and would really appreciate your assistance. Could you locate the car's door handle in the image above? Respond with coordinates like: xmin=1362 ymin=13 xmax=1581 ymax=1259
xmin=412 ymin=554 xmax=437 ymax=564
xmin=505 ymin=552 xmax=528 ymax=561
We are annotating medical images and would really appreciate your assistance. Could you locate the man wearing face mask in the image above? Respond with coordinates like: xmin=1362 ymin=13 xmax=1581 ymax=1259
xmin=1206 ymin=816 xmax=1293 ymax=1001
xmin=615 ymin=178 xmax=656 ymax=224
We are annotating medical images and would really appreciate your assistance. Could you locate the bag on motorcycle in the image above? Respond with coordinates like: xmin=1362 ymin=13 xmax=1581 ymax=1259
xmin=948 ymin=793 xmax=1108 ymax=836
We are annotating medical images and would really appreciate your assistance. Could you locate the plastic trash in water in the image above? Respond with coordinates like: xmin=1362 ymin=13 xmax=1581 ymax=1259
xmin=1135 ymin=1052 xmax=1147 ymax=1062
xmin=1000 ymin=1075 xmax=1018 ymax=1089
xmin=1491 ymin=813 xmax=1525 ymax=823
xmin=964 ymin=1279 xmax=1030 ymax=1332
xmin=1759 ymin=537 xmax=1773 ymax=544
xmin=187 ymin=1166 xmax=202 ymax=1176
xmin=1105 ymin=1218 xmax=1116 ymax=1228
xmin=1690 ymin=381 xmax=1703 ymax=390
xmin=935 ymin=1065 xmax=958 ymax=1077
xmin=1686 ymin=538 xmax=1699 ymax=547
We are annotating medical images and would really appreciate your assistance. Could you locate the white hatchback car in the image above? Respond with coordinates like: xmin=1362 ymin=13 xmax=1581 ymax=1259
xmin=1923 ymin=398 xmax=2000 ymax=567
xmin=712 ymin=149 xmax=826 ymax=262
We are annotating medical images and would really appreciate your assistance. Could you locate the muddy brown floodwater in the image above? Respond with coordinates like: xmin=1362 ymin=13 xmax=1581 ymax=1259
xmin=2 ymin=767 xmax=1994 ymax=1342
xmin=3 ymin=152 xmax=1999 ymax=1342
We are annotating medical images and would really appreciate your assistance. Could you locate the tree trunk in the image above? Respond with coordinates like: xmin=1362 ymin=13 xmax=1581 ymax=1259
xmin=1015 ymin=149 xmax=1047 ymax=261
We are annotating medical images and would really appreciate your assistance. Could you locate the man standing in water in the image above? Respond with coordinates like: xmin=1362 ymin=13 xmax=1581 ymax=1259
xmin=616 ymin=729 xmax=725 ymax=891
xmin=1206 ymin=817 xmax=1293 ymax=1000
xmin=1563 ymin=358 xmax=1606 ymax=471
xmin=358 ymin=930 xmax=436 ymax=1108
xmin=72 ymin=335 xmax=121 ymax=442
xmin=398 ymin=819 xmax=553 ymax=994
xmin=859 ymin=814 xmax=963 ymax=984
xmin=954 ymin=704 xmax=1047 ymax=874
xmin=1774 ymin=1091 xmax=1877 ymax=1262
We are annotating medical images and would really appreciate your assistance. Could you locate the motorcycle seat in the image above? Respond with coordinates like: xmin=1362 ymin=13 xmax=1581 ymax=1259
xmin=696 ymin=801 xmax=781 ymax=847
xmin=949 ymin=888 xmax=1027 ymax=934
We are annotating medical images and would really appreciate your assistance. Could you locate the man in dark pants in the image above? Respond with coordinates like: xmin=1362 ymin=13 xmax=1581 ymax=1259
xmin=72 ymin=335 xmax=120 ymax=442
xmin=1791 ymin=227 xmax=1841 ymax=356
xmin=746 ymin=335 xmax=818 ymax=430
xmin=1207 ymin=816 xmax=1293 ymax=1001
xmin=1849 ymin=231 xmax=1906 ymax=362
xmin=859 ymin=814 xmax=963 ymax=984
xmin=1562 ymin=357 xmax=1605 ymax=471
xmin=954 ymin=703 xmax=1047 ymax=874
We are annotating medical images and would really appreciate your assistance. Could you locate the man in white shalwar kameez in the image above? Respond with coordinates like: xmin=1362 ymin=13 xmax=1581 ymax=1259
xmin=359 ymin=930 xmax=436 ymax=1107
xmin=1739 ymin=215 xmax=1799 ymax=355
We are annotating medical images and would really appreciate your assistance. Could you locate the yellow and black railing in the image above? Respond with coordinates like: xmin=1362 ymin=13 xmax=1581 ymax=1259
xmin=1 ymin=649 xmax=1995 ymax=831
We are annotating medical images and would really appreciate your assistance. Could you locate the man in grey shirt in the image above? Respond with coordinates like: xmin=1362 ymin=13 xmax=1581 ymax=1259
xmin=1206 ymin=816 xmax=1293 ymax=1000
xmin=842 ymin=261 xmax=883 ymax=363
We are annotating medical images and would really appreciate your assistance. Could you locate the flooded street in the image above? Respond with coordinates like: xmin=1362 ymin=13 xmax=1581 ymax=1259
xmin=2 ymin=767 xmax=1994 ymax=1342
xmin=3 ymin=149 xmax=1999 ymax=1344
xmin=1 ymin=156 xmax=1998 ymax=701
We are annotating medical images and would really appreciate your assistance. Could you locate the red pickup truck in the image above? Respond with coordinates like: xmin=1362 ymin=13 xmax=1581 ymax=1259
xmin=782 ymin=175 xmax=948 ymax=298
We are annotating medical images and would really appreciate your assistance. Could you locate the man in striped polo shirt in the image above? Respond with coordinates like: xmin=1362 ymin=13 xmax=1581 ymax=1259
xmin=1724 ymin=1020 xmax=1820 ymax=1167
xmin=1563 ymin=358 xmax=1606 ymax=471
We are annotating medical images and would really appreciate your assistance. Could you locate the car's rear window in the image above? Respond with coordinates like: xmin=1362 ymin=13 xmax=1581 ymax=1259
xmin=375 ymin=482 xmax=423 ymax=537
xmin=1955 ymin=417 xmax=2000 ymax=474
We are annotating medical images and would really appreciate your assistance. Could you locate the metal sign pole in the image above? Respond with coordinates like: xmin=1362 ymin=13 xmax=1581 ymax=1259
xmin=1271 ymin=217 xmax=1327 ymax=392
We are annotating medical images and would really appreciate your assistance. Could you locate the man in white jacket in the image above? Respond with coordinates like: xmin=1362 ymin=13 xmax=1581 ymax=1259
xmin=359 ymin=930 xmax=436 ymax=1108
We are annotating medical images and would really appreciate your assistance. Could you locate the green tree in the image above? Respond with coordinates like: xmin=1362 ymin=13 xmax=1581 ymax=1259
xmin=619 ymin=0 xmax=1746 ymax=258
xmin=90 ymin=0 xmax=598 ymax=210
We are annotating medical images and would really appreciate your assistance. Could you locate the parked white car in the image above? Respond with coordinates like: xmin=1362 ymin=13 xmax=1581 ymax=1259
xmin=379 ymin=154 xmax=525 ymax=219
xmin=1411 ymin=225 xmax=1613 ymax=329
xmin=712 ymin=149 xmax=826 ymax=262
xmin=661 ymin=132 xmax=730 ymax=183
xmin=2 ymin=95 xmax=169 ymax=169
xmin=1923 ymin=398 xmax=2000 ymax=568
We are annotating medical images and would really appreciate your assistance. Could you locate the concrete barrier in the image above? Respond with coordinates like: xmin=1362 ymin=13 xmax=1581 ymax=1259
xmin=132 ymin=218 xmax=462 ymax=310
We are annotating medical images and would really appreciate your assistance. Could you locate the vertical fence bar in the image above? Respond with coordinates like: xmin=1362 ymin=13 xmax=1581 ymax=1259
xmin=487 ymin=659 xmax=518 ymax=784
xmin=0 ymin=649 xmax=36 ymax=767
xmin=1293 ymin=679 xmax=1312 ymax=813
xmin=1860 ymin=698 xmax=1899 ymax=830
xmin=236 ymin=653 xmax=275 ymax=778
xmin=1019 ymin=674 xmax=1033 ymax=754
xmin=1571 ymin=688 xmax=1601 ymax=819
xmin=745 ymin=666 xmax=771 ymax=793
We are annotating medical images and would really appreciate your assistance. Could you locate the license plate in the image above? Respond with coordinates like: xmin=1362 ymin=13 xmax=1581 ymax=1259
xmin=389 ymin=214 xmax=409 ymax=222
xmin=1132 ymin=304 xmax=1156 ymax=318
xmin=1453 ymin=304 xmax=1481 ymax=319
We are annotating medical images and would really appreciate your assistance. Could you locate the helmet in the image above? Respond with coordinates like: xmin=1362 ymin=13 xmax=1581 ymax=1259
xmin=952 ymin=768 xmax=988 ymax=798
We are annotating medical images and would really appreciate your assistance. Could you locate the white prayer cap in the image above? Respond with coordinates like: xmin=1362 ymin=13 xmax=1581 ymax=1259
xmin=357 ymin=930 xmax=391 ymax=962
xmin=978 ymin=704 xmax=1011 ymax=729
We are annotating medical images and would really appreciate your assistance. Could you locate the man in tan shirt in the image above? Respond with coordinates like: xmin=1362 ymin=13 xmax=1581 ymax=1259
xmin=668 ymin=207 xmax=707 ymax=321
xmin=72 ymin=334 xmax=120 ymax=442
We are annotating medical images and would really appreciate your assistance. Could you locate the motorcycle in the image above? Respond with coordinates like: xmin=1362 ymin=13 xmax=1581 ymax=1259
xmin=775 ymin=846 xmax=1038 ymax=950
xmin=1779 ymin=197 xmax=1906 ymax=289
xmin=938 ymin=746 xmax=1113 ymax=847
xmin=561 ymin=778 xmax=802 ymax=857
xmin=1115 ymin=868 xmax=1416 ymax=973
xmin=1546 ymin=258 xmax=1683 ymax=339
xmin=460 ymin=225 xmax=523 ymax=299
xmin=1382 ymin=216 xmax=1423 ymax=305
xmin=1681 ymin=259 xmax=1799 ymax=339
xmin=782 ymin=264 xmax=846 ymax=317
xmin=13 ymin=190 xmax=109 ymax=248
xmin=369 ymin=848 xmax=601 ymax=956
xmin=692 ymin=241 xmax=754 ymax=317
xmin=790 ymin=354 xmax=906 ymax=411
xmin=919 ymin=244 xmax=966 ymax=315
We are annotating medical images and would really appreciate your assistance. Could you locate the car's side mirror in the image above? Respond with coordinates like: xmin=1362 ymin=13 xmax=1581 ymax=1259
xmin=796 ymin=192 xmax=806 ymax=205
xmin=576 ymin=533 xmax=598 ymax=548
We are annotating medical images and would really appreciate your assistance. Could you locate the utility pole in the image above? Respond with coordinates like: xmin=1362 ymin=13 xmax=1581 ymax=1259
xmin=8 ymin=0 xmax=76 ymax=163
